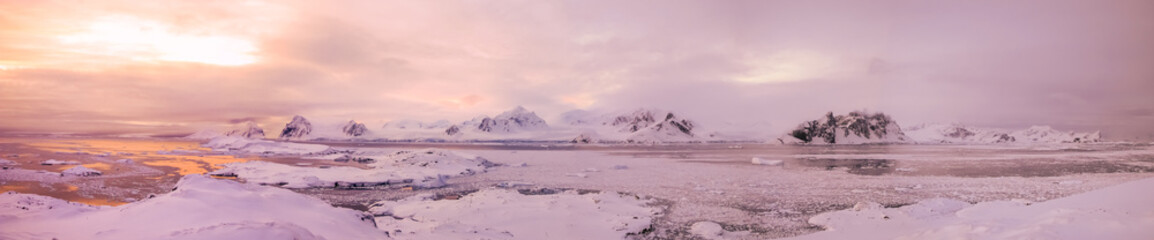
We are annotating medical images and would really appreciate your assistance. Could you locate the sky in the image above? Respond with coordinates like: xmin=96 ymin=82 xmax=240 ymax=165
xmin=0 ymin=0 xmax=1152 ymax=139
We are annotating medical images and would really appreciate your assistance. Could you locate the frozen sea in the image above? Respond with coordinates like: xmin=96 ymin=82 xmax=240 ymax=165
xmin=2 ymin=137 xmax=1153 ymax=239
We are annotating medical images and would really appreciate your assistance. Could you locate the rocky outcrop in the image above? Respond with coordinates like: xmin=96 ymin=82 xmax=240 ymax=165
xmin=571 ymin=133 xmax=595 ymax=144
xmin=279 ymin=115 xmax=313 ymax=139
xmin=444 ymin=125 xmax=461 ymax=136
xmin=341 ymin=120 xmax=368 ymax=137
xmin=780 ymin=111 xmax=909 ymax=144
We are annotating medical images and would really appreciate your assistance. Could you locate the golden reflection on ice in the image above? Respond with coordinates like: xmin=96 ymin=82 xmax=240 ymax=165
xmin=0 ymin=185 xmax=30 ymax=192
xmin=141 ymin=155 xmax=249 ymax=175
xmin=5 ymin=138 xmax=251 ymax=176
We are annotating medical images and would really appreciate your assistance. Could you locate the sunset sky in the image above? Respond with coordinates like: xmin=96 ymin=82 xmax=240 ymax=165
xmin=1 ymin=0 xmax=1152 ymax=139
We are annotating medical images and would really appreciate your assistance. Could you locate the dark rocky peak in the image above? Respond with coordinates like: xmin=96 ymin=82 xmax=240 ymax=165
xmin=279 ymin=115 xmax=312 ymax=139
xmin=786 ymin=111 xmax=907 ymax=144
xmin=342 ymin=120 xmax=368 ymax=137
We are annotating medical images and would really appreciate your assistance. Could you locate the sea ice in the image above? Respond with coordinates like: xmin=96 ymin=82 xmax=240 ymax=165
xmin=371 ymin=188 xmax=659 ymax=240
xmin=210 ymin=149 xmax=492 ymax=188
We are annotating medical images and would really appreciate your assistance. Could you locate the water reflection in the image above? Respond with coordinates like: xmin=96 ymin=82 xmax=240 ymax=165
xmin=0 ymin=137 xmax=253 ymax=206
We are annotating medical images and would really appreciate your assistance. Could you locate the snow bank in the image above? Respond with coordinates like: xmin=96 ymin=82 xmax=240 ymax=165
xmin=787 ymin=177 xmax=1154 ymax=240
xmin=203 ymin=136 xmax=333 ymax=155
xmin=61 ymin=165 xmax=102 ymax=176
xmin=751 ymin=157 xmax=783 ymax=166
xmin=0 ymin=175 xmax=386 ymax=240
xmin=39 ymin=159 xmax=79 ymax=165
xmin=210 ymin=149 xmax=493 ymax=188
xmin=371 ymin=189 xmax=659 ymax=240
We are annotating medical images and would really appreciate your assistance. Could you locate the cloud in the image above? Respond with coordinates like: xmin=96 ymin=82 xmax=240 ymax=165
xmin=0 ymin=0 xmax=1151 ymax=139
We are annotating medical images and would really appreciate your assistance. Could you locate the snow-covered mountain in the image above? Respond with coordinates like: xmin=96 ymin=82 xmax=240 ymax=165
xmin=382 ymin=119 xmax=452 ymax=130
xmin=341 ymin=120 xmax=368 ymax=137
xmin=562 ymin=108 xmax=701 ymax=143
xmin=184 ymin=121 xmax=266 ymax=139
xmin=225 ymin=121 xmax=266 ymax=138
xmin=447 ymin=106 xmax=549 ymax=135
xmin=904 ymin=123 xmax=1101 ymax=144
xmin=777 ymin=111 xmax=910 ymax=144
xmin=279 ymin=115 xmax=313 ymax=139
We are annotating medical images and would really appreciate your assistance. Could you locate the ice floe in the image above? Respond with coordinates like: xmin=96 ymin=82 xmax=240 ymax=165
xmin=61 ymin=165 xmax=102 ymax=177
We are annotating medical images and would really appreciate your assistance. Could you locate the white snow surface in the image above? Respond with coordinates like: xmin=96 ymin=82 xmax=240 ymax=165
xmin=203 ymin=136 xmax=333 ymax=155
xmin=904 ymin=123 xmax=1102 ymax=144
xmin=787 ymin=177 xmax=1154 ymax=240
xmin=0 ymin=175 xmax=386 ymax=240
xmin=371 ymin=188 xmax=659 ymax=240
xmin=210 ymin=148 xmax=492 ymax=188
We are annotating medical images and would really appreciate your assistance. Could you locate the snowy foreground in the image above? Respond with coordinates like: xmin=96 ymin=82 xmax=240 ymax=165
xmin=3 ymin=136 xmax=1152 ymax=239
xmin=782 ymin=177 xmax=1154 ymax=240
xmin=0 ymin=175 xmax=660 ymax=240
xmin=2 ymin=175 xmax=1151 ymax=239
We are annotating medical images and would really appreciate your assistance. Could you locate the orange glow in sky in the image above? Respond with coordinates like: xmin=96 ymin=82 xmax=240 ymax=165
xmin=57 ymin=16 xmax=258 ymax=66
